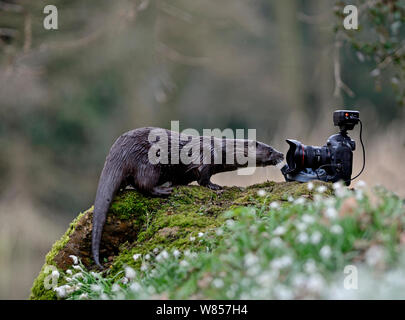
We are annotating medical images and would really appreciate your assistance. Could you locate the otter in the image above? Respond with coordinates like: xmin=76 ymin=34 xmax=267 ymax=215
xmin=92 ymin=127 xmax=284 ymax=267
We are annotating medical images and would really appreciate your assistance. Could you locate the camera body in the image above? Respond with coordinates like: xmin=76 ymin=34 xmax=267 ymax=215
xmin=281 ymin=110 xmax=360 ymax=186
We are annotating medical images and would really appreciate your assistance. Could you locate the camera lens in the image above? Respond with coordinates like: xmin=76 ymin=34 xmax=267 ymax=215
xmin=285 ymin=139 xmax=330 ymax=174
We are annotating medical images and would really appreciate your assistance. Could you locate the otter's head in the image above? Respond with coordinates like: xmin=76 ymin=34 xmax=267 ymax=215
xmin=253 ymin=141 xmax=284 ymax=166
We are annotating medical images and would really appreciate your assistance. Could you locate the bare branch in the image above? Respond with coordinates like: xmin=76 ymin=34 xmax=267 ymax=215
xmin=333 ymin=39 xmax=355 ymax=98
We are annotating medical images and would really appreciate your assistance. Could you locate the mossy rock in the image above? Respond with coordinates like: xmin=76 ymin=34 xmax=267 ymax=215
xmin=29 ymin=181 xmax=331 ymax=300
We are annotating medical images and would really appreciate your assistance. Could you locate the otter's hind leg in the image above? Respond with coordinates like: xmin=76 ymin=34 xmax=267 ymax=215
xmin=197 ymin=165 xmax=222 ymax=190
xmin=133 ymin=166 xmax=173 ymax=197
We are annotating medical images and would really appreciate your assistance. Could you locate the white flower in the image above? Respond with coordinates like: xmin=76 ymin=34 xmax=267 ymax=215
xmin=306 ymin=274 xmax=325 ymax=293
xmin=304 ymin=259 xmax=317 ymax=273
xmin=54 ymin=286 xmax=67 ymax=298
xmin=316 ymin=185 xmax=327 ymax=194
xmin=288 ymin=196 xmax=294 ymax=202
xmin=292 ymin=274 xmax=306 ymax=287
xmin=296 ymin=222 xmax=307 ymax=232
xmin=365 ymin=246 xmax=385 ymax=266
xmin=257 ymin=189 xmax=266 ymax=197
xmin=226 ymin=219 xmax=235 ymax=227
xmin=189 ymin=236 xmax=196 ymax=241
xmin=66 ymin=269 xmax=72 ymax=275
xmin=270 ymin=237 xmax=283 ymax=248
xmin=297 ymin=232 xmax=309 ymax=244
xmin=198 ymin=232 xmax=204 ymax=238
xmin=90 ymin=284 xmax=102 ymax=292
xmin=212 ymin=279 xmax=224 ymax=288
xmin=331 ymin=225 xmax=343 ymax=234
xmin=270 ymin=255 xmax=293 ymax=269
xmin=216 ymin=228 xmax=224 ymax=236
xmin=140 ymin=264 xmax=148 ymax=272
xmin=51 ymin=270 xmax=60 ymax=279
xmin=294 ymin=197 xmax=306 ymax=205
xmin=302 ymin=214 xmax=315 ymax=224
xmin=153 ymin=248 xmax=159 ymax=254
xmin=274 ymin=284 xmax=293 ymax=300
xmin=65 ymin=277 xmax=72 ymax=282
xmin=184 ymin=250 xmax=191 ymax=257
xmin=79 ymin=293 xmax=88 ymax=299
xmin=73 ymin=265 xmax=83 ymax=271
xmin=130 ymin=282 xmax=141 ymax=292
xmin=320 ymin=245 xmax=332 ymax=259
xmin=325 ymin=207 xmax=338 ymax=219
xmin=112 ymin=283 xmax=121 ymax=292
xmin=156 ymin=250 xmax=169 ymax=262
xmin=124 ymin=266 xmax=136 ymax=279
xmin=100 ymin=293 xmax=109 ymax=300
xmin=356 ymin=180 xmax=367 ymax=189
xmin=307 ymin=182 xmax=314 ymax=191
xmin=273 ymin=226 xmax=286 ymax=236
xmin=270 ymin=202 xmax=280 ymax=209
xmin=173 ymin=249 xmax=181 ymax=258
xmin=244 ymin=253 xmax=259 ymax=267
xmin=333 ymin=182 xmax=346 ymax=198
xmin=133 ymin=254 xmax=141 ymax=261
xmin=314 ymin=194 xmax=323 ymax=203
xmin=121 ymin=277 xmax=129 ymax=284
xmin=311 ymin=231 xmax=322 ymax=244
xmin=91 ymin=271 xmax=101 ymax=279
xmin=355 ymin=190 xmax=364 ymax=200
xmin=180 ymin=260 xmax=189 ymax=267
xmin=145 ymin=254 xmax=151 ymax=260
xmin=69 ymin=255 xmax=78 ymax=265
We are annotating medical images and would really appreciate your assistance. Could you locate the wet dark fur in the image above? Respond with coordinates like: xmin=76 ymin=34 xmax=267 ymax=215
xmin=92 ymin=127 xmax=284 ymax=267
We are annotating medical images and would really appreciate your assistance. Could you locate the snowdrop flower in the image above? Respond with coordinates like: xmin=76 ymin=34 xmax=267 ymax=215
xmin=331 ymin=224 xmax=343 ymax=234
xmin=365 ymin=246 xmax=385 ymax=266
xmin=270 ymin=237 xmax=283 ymax=248
xmin=73 ymin=265 xmax=83 ymax=271
xmin=311 ymin=231 xmax=322 ymax=244
xmin=274 ymin=285 xmax=293 ymax=300
xmin=316 ymin=185 xmax=327 ymax=194
xmin=133 ymin=254 xmax=141 ymax=261
xmin=355 ymin=189 xmax=364 ymax=200
xmin=271 ymin=255 xmax=293 ymax=269
xmin=325 ymin=207 xmax=338 ymax=219
xmin=145 ymin=254 xmax=151 ymax=260
xmin=296 ymin=222 xmax=307 ymax=232
xmin=66 ymin=269 xmax=72 ymax=275
xmin=189 ymin=236 xmax=196 ymax=241
xmin=257 ymin=189 xmax=266 ymax=197
xmin=111 ymin=283 xmax=121 ymax=292
xmin=54 ymin=286 xmax=67 ymax=298
xmin=51 ymin=270 xmax=60 ymax=279
xmin=65 ymin=277 xmax=72 ymax=282
xmin=173 ymin=249 xmax=181 ymax=258
xmin=288 ymin=196 xmax=294 ymax=202
xmin=226 ymin=219 xmax=235 ymax=227
xmin=307 ymin=182 xmax=314 ymax=191
xmin=130 ymin=282 xmax=141 ymax=292
xmin=212 ymin=279 xmax=224 ymax=288
xmin=90 ymin=284 xmax=102 ymax=292
xmin=270 ymin=201 xmax=280 ymax=209
xmin=180 ymin=260 xmax=189 ymax=267
xmin=69 ymin=255 xmax=78 ymax=265
xmin=216 ymin=228 xmax=224 ymax=236
xmin=333 ymin=182 xmax=346 ymax=198
xmin=198 ymin=232 xmax=204 ymax=238
xmin=273 ymin=226 xmax=286 ymax=236
xmin=100 ymin=293 xmax=109 ymax=300
xmin=184 ymin=249 xmax=191 ymax=257
xmin=292 ymin=274 xmax=307 ymax=287
xmin=304 ymin=259 xmax=317 ymax=273
xmin=91 ymin=271 xmax=101 ymax=279
xmin=306 ymin=274 xmax=325 ymax=293
xmin=79 ymin=293 xmax=88 ymax=299
xmin=140 ymin=264 xmax=148 ymax=272
xmin=125 ymin=266 xmax=136 ymax=280
xmin=121 ymin=277 xmax=129 ymax=284
xmin=320 ymin=245 xmax=332 ymax=259
xmin=302 ymin=214 xmax=315 ymax=224
xmin=156 ymin=250 xmax=169 ymax=262
xmin=153 ymin=248 xmax=159 ymax=254
xmin=314 ymin=194 xmax=323 ymax=203
xmin=297 ymin=232 xmax=309 ymax=244
xmin=294 ymin=197 xmax=306 ymax=205
xmin=244 ymin=253 xmax=259 ymax=267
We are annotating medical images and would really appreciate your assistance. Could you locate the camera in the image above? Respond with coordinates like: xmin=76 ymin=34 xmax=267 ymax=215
xmin=280 ymin=110 xmax=364 ymax=186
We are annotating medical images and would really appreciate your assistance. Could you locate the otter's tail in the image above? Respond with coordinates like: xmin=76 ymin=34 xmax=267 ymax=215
xmin=92 ymin=160 xmax=123 ymax=268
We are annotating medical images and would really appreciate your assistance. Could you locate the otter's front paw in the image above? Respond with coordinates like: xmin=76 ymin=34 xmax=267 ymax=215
xmin=206 ymin=182 xmax=222 ymax=191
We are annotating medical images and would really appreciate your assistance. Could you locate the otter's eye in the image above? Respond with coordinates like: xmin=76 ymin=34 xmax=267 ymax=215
xmin=156 ymin=150 xmax=160 ymax=157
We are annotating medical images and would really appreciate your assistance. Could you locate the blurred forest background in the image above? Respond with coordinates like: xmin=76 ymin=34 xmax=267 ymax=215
xmin=1 ymin=0 xmax=404 ymax=299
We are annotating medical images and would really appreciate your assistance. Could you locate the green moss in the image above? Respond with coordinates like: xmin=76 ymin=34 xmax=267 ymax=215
xmin=30 ymin=181 xmax=333 ymax=299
